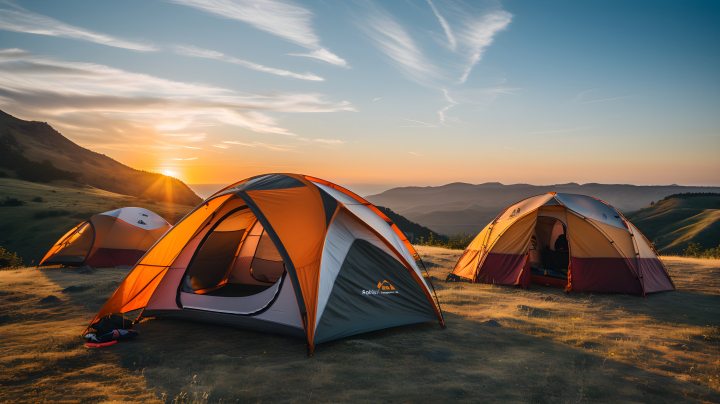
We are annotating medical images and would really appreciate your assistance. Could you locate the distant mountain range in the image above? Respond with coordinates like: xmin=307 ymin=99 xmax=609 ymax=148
xmin=625 ymin=193 xmax=720 ymax=255
xmin=367 ymin=182 xmax=720 ymax=236
xmin=0 ymin=110 xmax=201 ymax=206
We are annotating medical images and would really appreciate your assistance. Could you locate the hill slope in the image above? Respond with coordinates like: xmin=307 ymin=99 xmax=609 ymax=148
xmin=368 ymin=182 xmax=720 ymax=236
xmin=625 ymin=194 xmax=720 ymax=255
xmin=0 ymin=110 xmax=201 ymax=206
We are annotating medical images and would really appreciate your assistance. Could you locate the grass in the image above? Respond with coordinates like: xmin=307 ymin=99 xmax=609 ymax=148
xmin=0 ymin=251 xmax=718 ymax=403
xmin=0 ymin=178 xmax=193 ymax=265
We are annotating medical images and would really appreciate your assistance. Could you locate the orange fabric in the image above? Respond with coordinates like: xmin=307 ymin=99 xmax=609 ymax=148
xmin=490 ymin=212 xmax=538 ymax=255
xmin=453 ymin=222 xmax=492 ymax=279
xmin=245 ymin=186 xmax=327 ymax=343
xmin=39 ymin=221 xmax=88 ymax=265
xmin=88 ymin=195 xmax=233 ymax=326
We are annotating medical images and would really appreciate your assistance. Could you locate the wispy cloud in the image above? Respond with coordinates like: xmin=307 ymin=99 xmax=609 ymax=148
xmin=174 ymin=45 xmax=324 ymax=80
xmin=314 ymin=138 xmax=345 ymax=144
xmin=0 ymin=49 xmax=355 ymax=144
xmin=400 ymin=118 xmax=437 ymax=127
xmin=287 ymin=48 xmax=348 ymax=68
xmin=213 ymin=144 xmax=228 ymax=149
xmin=458 ymin=10 xmax=512 ymax=83
xmin=222 ymin=140 xmax=295 ymax=151
xmin=572 ymin=89 xmax=598 ymax=103
xmin=361 ymin=6 xmax=441 ymax=84
xmin=168 ymin=0 xmax=347 ymax=66
xmin=427 ymin=0 xmax=455 ymax=50
xmin=172 ymin=157 xmax=199 ymax=160
xmin=0 ymin=6 xmax=156 ymax=51
xmin=438 ymin=88 xmax=457 ymax=123
xmin=580 ymin=94 xmax=641 ymax=104
xmin=373 ymin=97 xmax=382 ymax=101
xmin=408 ymin=151 xmax=422 ymax=156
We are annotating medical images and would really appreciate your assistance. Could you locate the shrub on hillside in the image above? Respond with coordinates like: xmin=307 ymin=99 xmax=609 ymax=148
xmin=416 ymin=232 xmax=474 ymax=250
xmin=684 ymin=243 xmax=720 ymax=259
xmin=0 ymin=246 xmax=23 ymax=269
xmin=33 ymin=209 xmax=71 ymax=219
xmin=0 ymin=197 xmax=25 ymax=207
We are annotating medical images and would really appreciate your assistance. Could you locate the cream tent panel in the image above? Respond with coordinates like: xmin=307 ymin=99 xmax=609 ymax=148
xmin=590 ymin=219 xmax=636 ymax=259
xmin=566 ymin=213 xmax=621 ymax=258
xmin=490 ymin=212 xmax=538 ymax=255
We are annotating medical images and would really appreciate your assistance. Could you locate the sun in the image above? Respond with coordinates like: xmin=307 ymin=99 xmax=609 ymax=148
xmin=159 ymin=170 xmax=180 ymax=178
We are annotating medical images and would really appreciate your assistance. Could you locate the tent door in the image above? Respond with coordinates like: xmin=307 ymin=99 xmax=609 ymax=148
xmin=530 ymin=216 xmax=570 ymax=280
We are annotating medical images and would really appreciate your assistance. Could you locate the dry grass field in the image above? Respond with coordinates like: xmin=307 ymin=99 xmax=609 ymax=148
xmin=1 ymin=248 xmax=718 ymax=403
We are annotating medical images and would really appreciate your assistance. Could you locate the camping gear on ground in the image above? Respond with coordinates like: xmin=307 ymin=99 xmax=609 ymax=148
xmin=451 ymin=192 xmax=674 ymax=296
xmin=89 ymin=313 xmax=135 ymax=335
xmin=85 ymin=341 xmax=117 ymax=348
xmin=39 ymin=207 xmax=171 ymax=267
xmin=87 ymin=174 xmax=444 ymax=355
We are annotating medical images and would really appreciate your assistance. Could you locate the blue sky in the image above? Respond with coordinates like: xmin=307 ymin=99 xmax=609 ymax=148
xmin=0 ymin=0 xmax=718 ymax=194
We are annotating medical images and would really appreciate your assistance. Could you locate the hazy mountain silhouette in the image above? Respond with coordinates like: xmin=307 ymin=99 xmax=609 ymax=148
xmin=367 ymin=182 xmax=720 ymax=236
xmin=0 ymin=110 xmax=201 ymax=206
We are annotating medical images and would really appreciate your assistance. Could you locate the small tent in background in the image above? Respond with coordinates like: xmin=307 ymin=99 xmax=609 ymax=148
xmin=39 ymin=207 xmax=171 ymax=268
xmin=452 ymin=193 xmax=674 ymax=296
xmin=87 ymin=174 xmax=444 ymax=355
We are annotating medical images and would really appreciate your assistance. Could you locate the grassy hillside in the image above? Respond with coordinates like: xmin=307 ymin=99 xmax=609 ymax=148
xmin=626 ymin=194 xmax=720 ymax=255
xmin=0 ymin=178 xmax=194 ymax=265
xmin=1 ymin=253 xmax=718 ymax=402
xmin=405 ymin=207 xmax=496 ymax=237
xmin=0 ymin=110 xmax=201 ymax=207
xmin=375 ymin=206 xmax=448 ymax=243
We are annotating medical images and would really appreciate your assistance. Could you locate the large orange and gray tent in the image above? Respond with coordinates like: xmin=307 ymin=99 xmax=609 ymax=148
xmin=39 ymin=207 xmax=171 ymax=268
xmin=452 ymin=193 xmax=674 ymax=296
xmin=87 ymin=174 xmax=444 ymax=354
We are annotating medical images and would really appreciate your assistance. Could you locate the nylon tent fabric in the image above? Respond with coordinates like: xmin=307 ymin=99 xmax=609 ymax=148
xmin=451 ymin=192 xmax=674 ymax=296
xmin=86 ymin=174 xmax=445 ymax=354
xmin=39 ymin=207 xmax=171 ymax=268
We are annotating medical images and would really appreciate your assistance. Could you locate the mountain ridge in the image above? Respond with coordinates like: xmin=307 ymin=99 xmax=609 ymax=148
xmin=0 ymin=110 xmax=202 ymax=206
xmin=368 ymin=182 xmax=720 ymax=236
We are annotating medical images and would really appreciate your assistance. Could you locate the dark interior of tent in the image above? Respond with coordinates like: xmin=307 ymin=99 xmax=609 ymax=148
xmin=180 ymin=207 xmax=287 ymax=298
xmin=529 ymin=216 xmax=570 ymax=280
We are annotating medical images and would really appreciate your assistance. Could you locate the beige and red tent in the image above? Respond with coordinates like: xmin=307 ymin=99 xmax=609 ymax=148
xmin=452 ymin=192 xmax=674 ymax=296
xmin=88 ymin=174 xmax=444 ymax=355
xmin=39 ymin=207 xmax=171 ymax=268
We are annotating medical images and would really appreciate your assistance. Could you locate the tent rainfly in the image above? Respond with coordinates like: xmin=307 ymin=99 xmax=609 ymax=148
xmin=87 ymin=174 xmax=445 ymax=355
xmin=39 ymin=207 xmax=171 ymax=268
xmin=452 ymin=192 xmax=675 ymax=296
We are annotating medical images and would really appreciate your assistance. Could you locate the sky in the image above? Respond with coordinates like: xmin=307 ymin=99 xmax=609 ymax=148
xmin=0 ymin=0 xmax=718 ymax=195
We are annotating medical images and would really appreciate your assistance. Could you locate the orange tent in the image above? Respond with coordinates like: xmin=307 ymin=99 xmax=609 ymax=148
xmin=452 ymin=193 xmax=674 ymax=296
xmin=40 ymin=207 xmax=171 ymax=268
xmin=88 ymin=174 xmax=444 ymax=355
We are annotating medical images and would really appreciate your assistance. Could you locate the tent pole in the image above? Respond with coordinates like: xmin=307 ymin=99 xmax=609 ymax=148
xmin=417 ymin=256 xmax=446 ymax=329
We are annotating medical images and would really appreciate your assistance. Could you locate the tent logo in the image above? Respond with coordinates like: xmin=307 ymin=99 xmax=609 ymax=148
xmin=362 ymin=280 xmax=398 ymax=295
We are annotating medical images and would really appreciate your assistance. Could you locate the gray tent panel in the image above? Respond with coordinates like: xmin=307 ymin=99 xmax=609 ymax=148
xmin=313 ymin=239 xmax=437 ymax=344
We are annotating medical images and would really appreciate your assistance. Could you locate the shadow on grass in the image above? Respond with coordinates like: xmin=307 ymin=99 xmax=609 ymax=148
xmin=99 ymin=312 xmax=719 ymax=403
